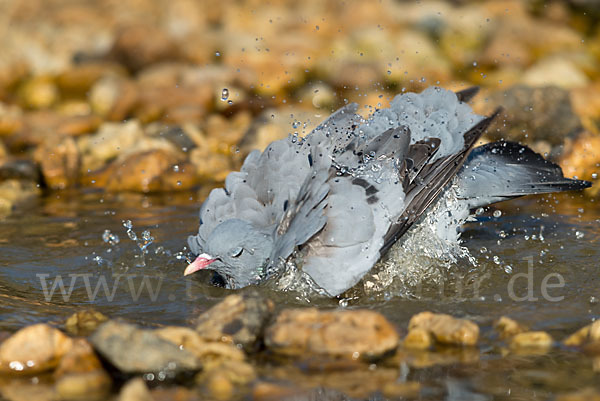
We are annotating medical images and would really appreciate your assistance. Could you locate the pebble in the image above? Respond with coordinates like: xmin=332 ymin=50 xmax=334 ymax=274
xmin=408 ymin=312 xmax=479 ymax=347
xmin=493 ymin=316 xmax=527 ymax=340
xmin=117 ymin=377 xmax=153 ymax=401
xmin=563 ymin=320 xmax=600 ymax=347
xmin=64 ymin=309 xmax=109 ymax=337
xmin=89 ymin=320 xmax=202 ymax=375
xmin=33 ymin=136 xmax=80 ymax=190
xmin=509 ymin=331 xmax=553 ymax=351
xmin=0 ymin=324 xmax=73 ymax=374
xmin=196 ymin=292 xmax=274 ymax=352
xmin=265 ymin=308 xmax=399 ymax=360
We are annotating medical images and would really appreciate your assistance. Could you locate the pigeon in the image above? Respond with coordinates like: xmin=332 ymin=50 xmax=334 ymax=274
xmin=184 ymin=86 xmax=591 ymax=296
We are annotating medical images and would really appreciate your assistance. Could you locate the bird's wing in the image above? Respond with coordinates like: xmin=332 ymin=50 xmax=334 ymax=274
xmin=455 ymin=141 xmax=591 ymax=208
xmin=380 ymin=109 xmax=500 ymax=254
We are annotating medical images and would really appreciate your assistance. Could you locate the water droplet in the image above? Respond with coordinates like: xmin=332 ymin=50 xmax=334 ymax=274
xmin=589 ymin=296 xmax=599 ymax=305
xmin=575 ymin=231 xmax=584 ymax=239
xmin=221 ymin=88 xmax=229 ymax=101
xmin=475 ymin=207 xmax=484 ymax=216
xmin=493 ymin=210 xmax=502 ymax=218
xmin=215 ymin=51 xmax=221 ymax=57
xmin=592 ymin=173 xmax=597 ymax=179
xmin=173 ymin=165 xmax=180 ymax=172
xmin=473 ymin=61 xmax=478 ymax=67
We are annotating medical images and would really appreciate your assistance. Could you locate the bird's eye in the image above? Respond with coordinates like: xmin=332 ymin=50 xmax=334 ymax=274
xmin=230 ymin=247 xmax=244 ymax=258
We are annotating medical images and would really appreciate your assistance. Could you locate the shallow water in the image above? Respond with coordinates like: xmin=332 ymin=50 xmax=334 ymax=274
xmin=0 ymin=189 xmax=598 ymax=398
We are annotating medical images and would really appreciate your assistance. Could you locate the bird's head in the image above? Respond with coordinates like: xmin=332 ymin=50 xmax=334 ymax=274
xmin=185 ymin=219 xmax=274 ymax=288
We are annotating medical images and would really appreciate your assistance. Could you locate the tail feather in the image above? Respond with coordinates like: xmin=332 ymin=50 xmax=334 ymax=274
xmin=455 ymin=141 xmax=591 ymax=208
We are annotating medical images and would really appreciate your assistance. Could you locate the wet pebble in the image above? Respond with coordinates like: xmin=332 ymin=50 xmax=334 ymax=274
xmin=196 ymin=292 xmax=274 ymax=352
xmin=0 ymin=324 xmax=73 ymax=374
xmin=493 ymin=316 xmax=527 ymax=340
xmin=509 ymin=331 xmax=553 ymax=352
xmin=64 ymin=309 xmax=109 ymax=337
xmin=408 ymin=312 xmax=479 ymax=347
xmin=265 ymin=308 xmax=399 ymax=360
xmin=89 ymin=320 xmax=202 ymax=375
xmin=33 ymin=136 xmax=80 ymax=190
xmin=563 ymin=320 xmax=600 ymax=347
xmin=54 ymin=339 xmax=111 ymax=400
xmin=117 ymin=377 xmax=153 ymax=401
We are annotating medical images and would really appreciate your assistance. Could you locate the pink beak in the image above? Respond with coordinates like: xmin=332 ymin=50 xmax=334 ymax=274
xmin=183 ymin=253 xmax=217 ymax=276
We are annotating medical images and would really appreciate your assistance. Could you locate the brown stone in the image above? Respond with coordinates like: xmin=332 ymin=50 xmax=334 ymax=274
xmin=509 ymin=331 xmax=553 ymax=350
xmin=104 ymin=149 xmax=183 ymax=192
xmin=403 ymin=328 xmax=433 ymax=350
xmin=408 ymin=312 xmax=479 ymax=346
xmin=89 ymin=75 xmax=139 ymax=121
xmin=0 ymin=324 xmax=73 ymax=374
xmin=0 ymin=103 xmax=23 ymax=137
xmin=56 ymin=63 xmax=126 ymax=95
xmin=90 ymin=320 xmax=201 ymax=374
xmin=54 ymin=339 xmax=111 ymax=400
xmin=64 ymin=309 xmax=109 ymax=337
xmin=34 ymin=136 xmax=80 ymax=189
xmin=265 ymin=308 xmax=399 ymax=360
xmin=560 ymin=132 xmax=600 ymax=197
xmin=493 ymin=316 xmax=527 ymax=340
xmin=19 ymin=76 xmax=59 ymax=110
xmin=109 ymin=25 xmax=181 ymax=72
xmin=563 ymin=320 xmax=600 ymax=347
xmin=118 ymin=377 xmax=153 ymax=401
xmin=196 ymin=292 xmax=274 ymax=352
xmin=57 ymin=115 xmax=102 ymax=137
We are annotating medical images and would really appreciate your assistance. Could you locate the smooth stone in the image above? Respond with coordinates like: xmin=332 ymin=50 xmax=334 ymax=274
xmin=18 ymin=76 xmax=59 ymax=109
xmin=563 ymin=320 xmax=600 ymax=347
xmin=33 ymin=136 xmax=80 ymax=190
xmin=64 ymin=309 xmax=109 ymax=337
xmin=522 ymin=56 xmax=589 ymax=89
xmin=403 ymin=328 xmax=433 ymax=350
xmin=0 ymin=324 xmax=73 ymax=374
xmin=265 ymin=308 xmax=399 ymax=360
xmin=117 ymin=377 xmax=153 ymax=401
xmin=104 ymin=149 xmax=183 ymax=193
xmin=0 ymin=159 xmax=40 ymax=183
xmin=90 ymin=320 xmax=201 ymax=374
xmin=493 ymin=316 xmax=527 ymax=340
xmin=89 ymin=75 xmax=138 ymax=121
xmin=408 ymin=312 xmax=479 ymax=346
xmin=509 ymin=331 xmax=553 ymax=350
xmin=195 ymin=292 xmax=274 ymax=352
xmin=481 ymin=85 xmax=582 ymax=146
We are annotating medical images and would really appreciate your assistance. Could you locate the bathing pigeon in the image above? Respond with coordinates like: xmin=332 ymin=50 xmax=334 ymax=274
xmin=185 ymin=86 xmax=590 ymax=296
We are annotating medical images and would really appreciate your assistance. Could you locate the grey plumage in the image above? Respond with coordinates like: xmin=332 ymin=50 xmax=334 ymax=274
xmin=186 ymin=86 xmax=591 ymax=296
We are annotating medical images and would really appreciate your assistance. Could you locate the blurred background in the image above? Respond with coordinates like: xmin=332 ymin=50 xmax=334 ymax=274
xmin=0 ymin=0 xmax=599 ymax=210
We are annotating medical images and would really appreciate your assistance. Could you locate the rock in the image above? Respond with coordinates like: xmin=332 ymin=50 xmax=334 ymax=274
xmin=189 ymin=147 xmax=233 ymax=182
xmin=90 ymin=320 xmax=201 ymax=375
xmin=0 ymin=376 xmax=56 ymax=401
xmin=0 ymin=159 xmax=40 ymax=183
xmin=559 ymin=132 xmax=600 ymax=196
xmin=19 ymin=76 xmax=59 ymax=109
xmin=252 ymin=382 xmax=308 ymax=401
xmin=103 ymin=149 xmax=184 ymax=192
xmin=78 ymin=120 xmax=145 ymax=172
xmin=0 ymin=323 xmax=73 ymax=374
xmin=33 ymin=136 xmax=80 ymax=189
xmin=398 ymin=346 xmax=480 ymax=369
xmin=480 ymin=85 xmax=582 ymax=146
xmin=522 ymin=56 xmax=589 ymax=89
xmin=118 ymin=377 xmax=153 ymax=401
xmin=199 ymin=359 xmax=256 ymax=400
xmin=0 ymin=103 xmax=23 ymax=137
xmin=56 ymin=63 xmax=126 ymax=95
xmin=0 ymin=179 xmax=41 ymax=217
xmin=152 ymin=161 xmax=200 ymax=191
xmin=195 ymin=292 xmax=274 ymax=352
xmin=56 ymin=115 xmax=102 ymax=137
xmin=509 ymin=331 xmax=553 ymax=351
xmin=403 ymin=328 xmax=433 ymax=350
xmin=571 ymin=83 xmax=600 ymax=122
xmin=108 ymin=25 xmax=181 ymax=72
xmin=265 ymin=308 xmax=399 ymax=360
xmin=89 ymin=75 xmax=138 ymax=121
xmin=408 ymin=312 xmax=479 ymax=346
xmin=54 ymin=339 xmax=111 ymax=400
xmin=154 ymin=326 xmax=247 ymax=364
xmin=64 ymin=309 xmax=109 ymax=336
xmin=563 ymin=320 xmax=600 ymax=347
xmin=555 ymin=388 xmax=600 ymax=401
xmin=493 ymin=316 xmax=527 ymax=340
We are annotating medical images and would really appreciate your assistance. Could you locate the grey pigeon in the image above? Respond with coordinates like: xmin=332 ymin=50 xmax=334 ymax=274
xmin=185 ymin=86 xmax=590 ymax=296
